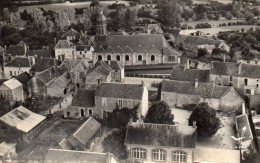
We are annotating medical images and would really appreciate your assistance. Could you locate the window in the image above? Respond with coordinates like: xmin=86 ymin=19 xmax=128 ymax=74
xmin=102 ymin=98 xmax=107 ymax=106
xmin=257 ymin=80 xmax=259 ymax=88
xmin=138 ymin=55 xmax=142 ymax=61
xmin=98 ymin=55 xmax=102 ymax=61
xmin=172 ymin=150 xmax=187 ymax=162
xmin=67 ymin=112 xmax=71 ymax=117
xmin=103 ymin=111 xmax=107 ymax=119
xmin=132 ymin=148 xmax=146 ymax=159
xmin=75 ymin=73 xmax=79 ymax=79
xmin=118 ymin=99 xmax=123 ymax=108
xmin=107 ymin=55 xmax=111 ymax=60
xmin=9 ymin=71 xmax=12 ymax=76
xmin=89 ymin=109 xmax=93 ymax=116
xmin=152 ymin=149 xmax=166 ymax=161
xmin=245 ymin=78 xmax=248 ymax=86
xmin=116 ymin=55 xmax=120 ymax=61
xmin=151 ymin=55 xmax=155 ymax=61
xmin=127 ymin=100 xmax=132 ymax=108
xmin=125 ymin=55 xmax=129 ymax=61
xmin=111 ymin=72 xmax=115 ymax=78
xmin=256 ymin=129 xmax=260 ymax=136
xmin=230 ymin=76 xmax=233 ymax=82
xmin=80 ymin=51 xmax=82 ymax=55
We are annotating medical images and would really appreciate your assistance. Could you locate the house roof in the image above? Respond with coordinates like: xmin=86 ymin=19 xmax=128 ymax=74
xmin=211 ymin=61 xmax=260 ymax=79
xmin=96 ymin=83 xmax=144 ymax=99
xmin=61 ymin=28 xmax=79 ymax=39
xmin=30 ymin=58 xmax=60 ymax=73
xmin=161 ymin=80 xmax=233 ymax=99
xmin=45 ymin=149 xmax=118 ymax=163
xmin=0 ymin=106 xmax=46 ymax=133
xmin=162 ymin=47 xmax=182 ymax=56
xmin=164 ymin=28 xmax=181 ymax=37
xmin=35 ymin=66 xmax=66 ymax=85
xmin=6 ymin=42 xmax=28 ymax=56
xmin=235 ymin=114 xmax=253 ymax=142
xmin=76 ymin=45 xmax=92 ymax=51
xmin=27 ymin=49 xmax=54 ymax=58
xmin=5 ymin=57 xmax=31 ymax=67
xmin=47 ymin=72 xmax=70 ymax=89
xmin=59 ymin=58 xmax=82 ymax=71
xmin=14 ymin=72 xmax=31 ymax=85
xmin=94 ymin=34 xmax=170 ymax=53
xmin=170 ymin=67 xmax=210 ymax=82
xmin=0 ymin=142 xmax=16 ymax=157
xmin=125 ymin=123 xmax=196 ymax=148
xmin=194 ymin=148 xmax=240 ymax=163
xmin=71 ymin=90 xmax=95 ymax=107
xmin=71 ymin=117 xmax=101 ymax=145
xmin=178 ymin=35 xmax=223 ymax=47
xmin=3 ymin=78 xmax=22 ymax=90
xmin=104 ymin=61 xmax=124 ymax=71
xmin=85 ymin=61 xmax=112 ymax=83
xmin=55 ymin=40 xmax=73 ymax=49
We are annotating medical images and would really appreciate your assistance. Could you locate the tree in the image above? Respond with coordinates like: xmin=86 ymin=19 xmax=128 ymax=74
xmin=197 ymin=48 xmax=208 ymax=57
xmin=102 ymin=129 xmax=127 ymax=159
xmin=90 ymin=0 xmax=100 ymax=8
xmin=10 ymin=12 xmax=22 ymax=26
xmin=125 ymin=9 xmax=137 ymax=29
xmin=212 ymin=47 xmax=227 ymax=56
xmin=245 ymin=12 xmax=256 ymax=24
xmin=188 ymin=103 xmax=221 ymax=138
xmin=225 ymin=11 xmax=233 ymax=20
xmin=241 ymin=43 xmax=254 ymax=59
xmin=3 ymin=8 xmax=10 ymax=21
xmin=144 ymin=101 xmax=174 ymax=124
xmin=20 ymin=9 xmax=32 ymax=21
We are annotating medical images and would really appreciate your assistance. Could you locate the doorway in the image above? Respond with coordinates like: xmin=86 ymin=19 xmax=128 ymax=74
xmin=80 ymin=109 xmax=85 ymax=117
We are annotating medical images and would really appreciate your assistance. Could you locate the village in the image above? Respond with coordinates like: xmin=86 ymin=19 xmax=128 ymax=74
xmin=0 ymin=0 xmax=260 ymax=162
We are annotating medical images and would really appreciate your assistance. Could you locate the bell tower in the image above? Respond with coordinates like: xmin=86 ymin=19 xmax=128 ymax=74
xmin=96 ymin=9 xmax=107 ymax=35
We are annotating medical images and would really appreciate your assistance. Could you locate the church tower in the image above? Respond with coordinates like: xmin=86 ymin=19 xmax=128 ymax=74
xmin=96 ymin=9 xmax=107 ymax=35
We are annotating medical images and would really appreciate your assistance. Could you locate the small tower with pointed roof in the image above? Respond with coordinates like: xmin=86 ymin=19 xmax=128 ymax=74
xmin=96 ymin=9 xmax=107 ymax=36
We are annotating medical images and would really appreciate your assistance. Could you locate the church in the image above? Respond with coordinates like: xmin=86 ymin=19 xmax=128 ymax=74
xmin=93 ymin=10 xmax=182 ymax=66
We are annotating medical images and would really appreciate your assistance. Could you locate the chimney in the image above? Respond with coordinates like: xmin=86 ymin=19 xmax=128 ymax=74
xmin=177 ymin=57 xmax=181 ymax=64
xmin=141 ymin=80 xmax=145 ymax=87
xmin=49 ymin=69 xmax=52 ymax=79
xmin=54 ymin=59 xmax=58 ymax=75
xmin=193 ymin=121 xmax=196 ymax=128
xmin=242 ymin=103 xmax=246 ymax=115
xmin=186 ymin=59 xmax=190 ymax=69
xmin=238 ymin=62 xmax=242 ymax=74
xmin=32 ymin=57 xmax=36 ymax=65
xmin=194 ymin=78 xmax=198 ymax=88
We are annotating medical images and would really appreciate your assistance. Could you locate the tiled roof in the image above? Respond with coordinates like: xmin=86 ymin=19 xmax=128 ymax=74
xmin=30 ymin=58 xmax=60 ymax=73
xmin=170 ymin=67 xmax=210 ymax=82
xmin=178 ymin=35 xmax=223 ymax=47
xmin=5 ymin=57 xmax=31 ymax=67
xmin=85 ymin=61 xmax=112 ymax=83
xmin=6 ymin=42 xmax=28 ymax=56
xmin=163 ymin=28 xmax=181 ymax=37
xmin=125 ymin=123 xmax=196 ymax=148
xmin=59 ymin=58 xmax=82 ymax=71
xmin=76 ymin=45 xmax=92 ymax=51
xmin=104 ymin=61 xmax=123 ymax=71
xmin=71 ymin=117 xmax=101 ymax=145
xmin=95 ymin=83 xmax=144 ymax=99
xmin=14 ymin=72 xmax=30 ymax=85
xmin=162 ymin=47 xmax=182 ymax=56
xmin=35 ymin=66 xmax=66 ymax=84
xmin=61 ymin=28 xmax=79 ymax=38
xmin=71 ymin=90 xmax=95 ymax=107
xmin=27 ymin=49 xmax=54 ymax=58
xmin=94 ymin=34 xmax=170 ymax=53
xmin=211 ymin=61 xmax=260 ymax=79
xmin=45 ymin=149 xmax=118 ymax=163
xmin=55 ymin=40 xmax=73 ymax=49
xmin=3 ymin=78 xmax=22 ymax=90
xmin=161 ymin=80 xmax=232 ymax=99
xmin=0 ymin=106 xmax=46 ymax=133
xmin=47 ymin=72 xmax=70 ymax=89
xmin=235 ymin=114 xmax=253 ymax=142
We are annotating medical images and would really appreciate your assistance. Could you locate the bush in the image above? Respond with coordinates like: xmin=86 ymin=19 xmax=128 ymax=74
xmin=195 ymin=23 xmax=212 ymax=29
xmin=183 ymin=104 xmax=197 ymax=111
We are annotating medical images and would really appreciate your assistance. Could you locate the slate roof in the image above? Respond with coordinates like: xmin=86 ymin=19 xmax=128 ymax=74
xmin=71 ymin=90 xmax=95 ymax=107
xmin=35 ymin=66 xmax=66 ymax=85
xmin=96 ymin=83 xmax=144 ymax=99
xmin=47 ymin=72 xmax=70 ymax=89
xmin=171 ymin=67 xmax=210 ymax=82
xmin=71 ymin=117 xmax=101 ymax=145
xmin=55 ymin=40 xmax=73 ymax=49
xmin=59 ymin=58 xmax=82 ymax=71
xmin=15 ymin=72 xmax=31 ymax=85
xmin=125 ymin=123 xmax=196 ymax=148
xmin=5 ymin=57 xmax=31 ymax=67
xmin=0 ymin=106 xmax=46 ymax=133
xmin=6 ymin=42 xmax=28 ymax=56
xmin=76 ymin=45 xmax=92 ymax=51
xmin=235 ymin=114 xmax=253 ymax=142
xmin=94 ymin=34 xmax=170 ymax=53
xmin=61 ymin=28 xmax=79 ymax=39
xmin=85 ymin=61 xmax=112 ymax=83
xmin=45 ymin=149 xmax=118 ymax=163
xmin=0 ymin=142 xmax=16 ymax=157
xmin=194 ymin=148 xmax=240 ymax=163
xmin=104 ymin=61 xmax=123 ymax=71
xmin=3 ymin=78 xmax=22 ymax=90
xmin=30 ymin=58 xmax=60 ymax=73
xmin=162 ymin=47 xmax=182 ymax=56
xmin=211 ymin=61 xmax=260 ymax=79
xmin=27 ymin=49 xmax=54 ymax=58
xmin=161 ymin=80 xmax=232 ymax=99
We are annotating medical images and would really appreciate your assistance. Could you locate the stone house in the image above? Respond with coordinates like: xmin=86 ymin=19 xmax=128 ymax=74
xmin=55 ymin=40 xmax=75 ymax=62
xmin=75 ymin=45 xmax=94 ymax=60
xmin=62 ymin=117 xmax=101 ymax=150
xmin=85 ymin=60 xmax=124 ymax=88
xmin=63 ymin=90 xmax=95 ymax=119
xmin=27 ymin=49 xmax=55 ymax=60
xmin=61 ymin=28 xmax=80 ymax=42
xmin=0 ymin=142 xmax=16 ymax=162
xmin=124 ymin=122 xmax=197 ymax=163
xmin=161 ymin=80 xmax=244 ymax=111
xmin=0 ymin=78 xmax=25 ymax=103
xmin=45 ymin=149 xmax=120 ymax=163
xmin=4 ymin=57 xmax=32 ymax=79
xmin=210 ymin=61 xmax=260 ymax=95
xmin=29 ymin=58 xmax=60 ymax=76
xmin=0 ymin=106 xmax=46 ymax=143
xmin=95 ymin=83 xmax=149 ymax=119
xmin=93 ymin=34 xmax=182 ymax=66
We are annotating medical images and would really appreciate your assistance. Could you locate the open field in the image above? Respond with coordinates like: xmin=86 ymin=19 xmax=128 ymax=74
xmin=18 ymin=1 xmax=130 ymax=12
xmin=181 ymin=19 xmax=246 ymax=28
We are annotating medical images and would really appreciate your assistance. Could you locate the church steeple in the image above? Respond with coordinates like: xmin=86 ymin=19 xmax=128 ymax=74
xmin=97 ymin=9 xmax=107 ymax=35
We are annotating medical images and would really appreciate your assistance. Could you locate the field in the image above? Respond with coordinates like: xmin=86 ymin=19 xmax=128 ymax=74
xmin=18 ymin=1 xmax=130 ymax=12
xmin=193 ymin=0 xmax=233 ymax=4
xmin=181 ymin=19 xmax=246 ymax=28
